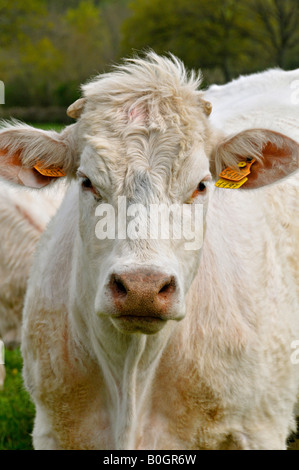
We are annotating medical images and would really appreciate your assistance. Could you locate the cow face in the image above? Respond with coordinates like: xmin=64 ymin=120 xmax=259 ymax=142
xmin=75 ymin=114 xmax=212 ymax=334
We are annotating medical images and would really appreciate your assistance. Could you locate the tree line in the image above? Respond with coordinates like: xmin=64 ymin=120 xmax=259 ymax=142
xmin=1 ymin=0 xmax=299 ymax=110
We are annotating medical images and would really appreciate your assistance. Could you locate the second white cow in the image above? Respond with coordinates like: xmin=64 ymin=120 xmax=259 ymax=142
xmin=0 ymin=180 xmax=65 ymax=348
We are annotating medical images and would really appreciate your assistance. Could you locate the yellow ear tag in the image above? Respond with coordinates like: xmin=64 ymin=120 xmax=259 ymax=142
xmin=34 ymin=163 xmax=66 ymax=178
xmin=215 ymin=158 xmax=256 ymax=189
xmin=215 ymin=177 xmax=248 ymax=189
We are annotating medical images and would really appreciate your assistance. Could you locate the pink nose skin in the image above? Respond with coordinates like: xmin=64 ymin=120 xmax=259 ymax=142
xmin=108 ymin=269 xmax=177 ymax=321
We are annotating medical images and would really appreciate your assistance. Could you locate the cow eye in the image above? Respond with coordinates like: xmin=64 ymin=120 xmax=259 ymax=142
xmin=188 ymin=179 xmax=209 ymax=203
xmin=197 ymin=181 xmax=207 ymax=192
xmin=79 ymin=175 xmax=100 ymax=198
xmin=82 ymin=177 xmax=93 ymax=190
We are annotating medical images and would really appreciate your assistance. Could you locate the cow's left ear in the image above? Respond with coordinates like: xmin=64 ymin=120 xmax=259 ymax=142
xmin=211 ymin=129 xmax=299 ymax=189
xmin=0 ymin=122 xmax=78 ymax=189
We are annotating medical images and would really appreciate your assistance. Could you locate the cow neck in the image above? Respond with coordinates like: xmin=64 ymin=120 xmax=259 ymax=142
xmin=70 ymin=233 xmax=177 ymax=449
xmin=92 ymin=318 xmax=175 ymax=450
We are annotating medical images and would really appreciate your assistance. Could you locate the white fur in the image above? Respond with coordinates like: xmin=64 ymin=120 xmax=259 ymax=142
xmin=0 ymin=55 xmax=294 ymax=449
xmin=0 ymin=181 xmax=65 ymax=349
xmin=205 ymin=68 xmax=299 ymax=139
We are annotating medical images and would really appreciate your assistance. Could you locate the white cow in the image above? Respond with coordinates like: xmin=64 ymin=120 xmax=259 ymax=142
xmin=0 ymin=180 xmax=65 ymax=349
xmin=0 ymin=365 xmax=4 ymax=390
xmin=0 ymin=179 xmax=64 ymax=389
xmin=0 ymin=54 xmax=298 ymax=449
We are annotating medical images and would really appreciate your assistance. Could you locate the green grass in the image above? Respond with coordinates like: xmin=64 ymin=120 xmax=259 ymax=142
xmin=0 ymin=348 xmax=34 ymax=450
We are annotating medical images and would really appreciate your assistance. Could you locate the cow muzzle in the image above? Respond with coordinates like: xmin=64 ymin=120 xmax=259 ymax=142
xmin=105 ymin=268 xmax=181 ymax=334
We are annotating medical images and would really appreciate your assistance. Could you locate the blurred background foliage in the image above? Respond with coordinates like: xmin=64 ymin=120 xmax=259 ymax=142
xmin=0 ymin=0 xmax=299 ymax=120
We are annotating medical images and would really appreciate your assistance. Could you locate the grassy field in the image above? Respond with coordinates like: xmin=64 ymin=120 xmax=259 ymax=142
xmin=0 ymin=348 xmax=34 ymax=450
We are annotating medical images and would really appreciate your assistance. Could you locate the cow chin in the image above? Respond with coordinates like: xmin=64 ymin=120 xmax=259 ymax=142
xmin=110 ymin=314 xmax=169 ymax=335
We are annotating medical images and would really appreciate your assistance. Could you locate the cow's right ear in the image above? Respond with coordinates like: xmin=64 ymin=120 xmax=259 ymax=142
xmin=0 ymin=122 xmax=78 ymax=189
xmin=210 ymin=129 xmax=299 ymax=189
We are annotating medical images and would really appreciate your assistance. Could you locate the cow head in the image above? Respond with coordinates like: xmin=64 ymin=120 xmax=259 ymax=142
xmin=0 ymin=53 xmax=298 ymax=336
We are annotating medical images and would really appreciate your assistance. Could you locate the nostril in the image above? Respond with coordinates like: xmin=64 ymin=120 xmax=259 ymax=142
xmin=115 ymin=280 xmax=127 ymax=295
xmin=110 ymin=275 xmax=127 ymax=298
xmin=158 ymin=277 xmax=176 ymax=299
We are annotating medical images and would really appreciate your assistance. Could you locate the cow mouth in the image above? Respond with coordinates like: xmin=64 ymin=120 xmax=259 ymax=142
xmin=116 ymin=314 xmax=166 ymax=323
xmin=111 ymin=314 xmax=168 ymax=334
